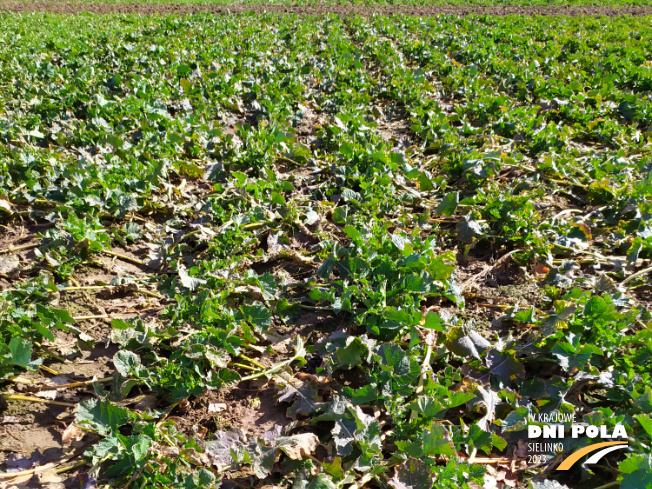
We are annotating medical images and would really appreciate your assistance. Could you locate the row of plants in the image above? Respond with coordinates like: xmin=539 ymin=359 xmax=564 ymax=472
xmin=0 ymin=11 xmax=651 ymax=489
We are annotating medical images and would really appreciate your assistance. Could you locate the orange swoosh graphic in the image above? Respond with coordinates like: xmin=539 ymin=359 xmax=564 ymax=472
xmin=557 ymin=441 xmax=628 ymax=471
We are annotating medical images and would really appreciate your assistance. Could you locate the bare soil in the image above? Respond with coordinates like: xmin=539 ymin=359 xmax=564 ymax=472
xmin=0 ymin=2 xmax=651 ymax=16
xmin=174 ymin=383 xmax=290 ymax=441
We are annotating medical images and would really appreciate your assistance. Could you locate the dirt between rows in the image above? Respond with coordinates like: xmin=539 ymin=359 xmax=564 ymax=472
xmin=0 ymin=2 xmax=651 ymax=17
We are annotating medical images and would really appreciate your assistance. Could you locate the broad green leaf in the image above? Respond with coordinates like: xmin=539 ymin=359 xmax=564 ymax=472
xmin=7 ymin=337 xmax=32 ymax=368
xmin=240 ymin=303 xmax=273 ymax=333
xmin=436 ymin=192 xmax=459 ymax=216
xmin=76 ymin=399 xmax=130 ymax=436
xmin=307 ymin=473 xmax=337 ymax=489
xmin=113 ymin=350 xmax=141 ymax=377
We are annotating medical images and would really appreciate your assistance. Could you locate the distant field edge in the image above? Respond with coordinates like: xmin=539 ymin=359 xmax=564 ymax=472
xmin=1 ymin=2 xmax=652 ymax=16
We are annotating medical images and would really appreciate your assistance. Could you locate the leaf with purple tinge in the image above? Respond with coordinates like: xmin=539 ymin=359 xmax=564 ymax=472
xmin=75 ymin=473 xmax=98 ymax=489
xmin=388 ymin=458 xmax=436 ymax=489
xmin=485 ymin=348 xmax=525 ymax=387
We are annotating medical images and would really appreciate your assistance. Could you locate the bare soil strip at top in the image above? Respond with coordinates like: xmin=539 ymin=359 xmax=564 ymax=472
xmin=1 ymin=2 xmax=652 ymax=16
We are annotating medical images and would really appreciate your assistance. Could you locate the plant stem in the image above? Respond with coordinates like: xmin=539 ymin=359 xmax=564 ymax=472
xmin=241 ymin=222 xmax=268 ymax=230
xmin=34 ymin=376 xmax=113 ymax=391
xmin=62 ymin=284 xmax=164 ymax=300
xmin=622 ymin=265 xmax=652 ymax=285
xmin=348 ymin=473 xmax=374 ymax=489
xmin=73 ymin=314 xmax=109 ymax=321
xmin=592 ymin=482 xmax=619 ymax=489
xmin=0 ymin=462 xmax=58 ymax=479
xmin=56 ymin=461 xmax=86 ymax=475
xmin=238 ymin=353 xmax=266 ymax=370
xmin=229 ymin=362 xmax=258 ymax=372
xmin=298 ymin=304 xmax=337 ymax=312
xmin=63 ymin=285 xmax=114 ymax=291
xmin=0 ymin=243 xmax=38 ymax=255
xmin=240 ymin=342 xmax=305 ymax=382
xmin=467 ymin=447 xmax=478 ymax=464
xmin=39 ymin=364 xmax=59 ymax=375
xmin=2 ymin=393 xmax=76 ymax=407
xmin=104 ymin=249 xmax=146 ymax=267
xmin=410 ymin=342 xmax=433 ymax=422
xmin=240 ymin=357 xmax=296 ymax=381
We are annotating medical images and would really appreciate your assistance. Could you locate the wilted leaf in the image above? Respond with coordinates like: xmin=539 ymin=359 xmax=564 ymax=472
xmin=278 ymin=383 xmax=328 ymax=419
xmin=278 ymin=433 xmax=319 ymax=460
xmin=456 ymin=219 xmax=487 ymax=244
xmin=475 ymin=385 xmax=499 ymax=432
xmin=445 ymin=327 xmax=482 ymax=359
xmin=388 ymin=458 xmax=436 ymax=489
xmin=62 ymin=423 xmax=86 ymax=447
xmin=204 ymin=430 xmax=247 ymax=466
xmin=178 ymin=266 xmax=206 ymax=291
xmin=485 ymin=349 xmax=525 ymax=387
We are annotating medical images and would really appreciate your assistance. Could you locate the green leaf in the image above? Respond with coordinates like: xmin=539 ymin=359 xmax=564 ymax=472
xmin=486 ymin=349 xmax=525 ymax=387
xmin=621 ymin=469 xmax=652 ymax=489
xmin=307 ymin=473 xmax=337 ymax=489
xmin=332 ymin=416 xmax=356 ymax=457
xmin=76 ymin=399 xmax=130 ymax=436
xmin=467 ymin=424 xmax=492 ymax=455
xmin=344 ymin=383 xmax=377 ymax=406
xmin=131 ymin=436 xmax=151 ymax=461
xmin=633 ymin=386 xmax=652 ymax=414
xmin=113 ymin=351 xmax=141 ymax=377
xmin=233 ymin=171 xmax=247 ymax=187
xmin=417 ymin=172 xmax=434 ymax=191
xmin=197 ymin=468 xmax=216 ymax=486
xmin=240 ymin=303 xmax=273 ymax=333
xmin=551 ymin=342 xmax=602 ymax=372
xmin=88 ymin=434 xmax=122 ymax=465
xmin=336 ymin=337 xmax=367 ymax=368
xmin=584 ymin=296 xmax=608 ymax=316
xmin=422 ymin=312 xmax=444 ymax=332
xmin=111 ymin=319 xmax=131 ymax=330
xmin=392 ymin=233 xmax=409 ymax=251
xmin=619 ymin=453 xmax=652 ymax=475
xmin=50 ymin=308 xmax=75 ymax=324
xmin=332 ymin=206 xmax=348 ymax=225
xmin=341 ymin=188 xmax=361 ymax=202
xmin=258 ymin=273 xmax=277 ymax=300
xmin=513 ymin=306 xmax=535 ymax=323
xmin=322 ymin=457 xmax=344 ymax=480
xmin=396 ymin=422 xmax=456 ymax=459
xmin=635 ymin=414 xmax=652 ymax=437
xmin=7 ymin=337 xmax=32 ymax=368
xmin=343 ymin=225 xmax=360 ymax=240
xmin=271 ymin=191 xmax=286 ymax=206
xmin=492 ymin=432 xmax=507 ymax=451
xmin=436 ymin=192 xmax=459 ymax=216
